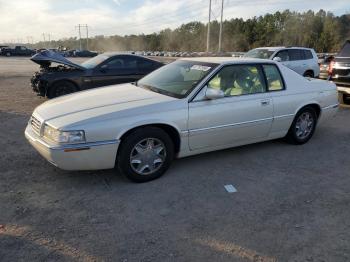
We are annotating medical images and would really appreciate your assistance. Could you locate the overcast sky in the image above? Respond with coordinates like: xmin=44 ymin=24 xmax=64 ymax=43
xmin=0 ymin=0 xmax=349 ymax=43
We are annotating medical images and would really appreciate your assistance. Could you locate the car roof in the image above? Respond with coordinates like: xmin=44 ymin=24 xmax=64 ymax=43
xmin=180 ymin=57 xmax=274 ymax=65
xmin=102 ymin=52 xmax=162 ymax=63
xmin=254 ymin=46 xmax=314 ymax=51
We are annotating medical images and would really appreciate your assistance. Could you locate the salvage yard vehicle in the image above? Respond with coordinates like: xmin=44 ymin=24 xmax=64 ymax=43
xmin=329 ymin=40 xmax=350 ymax=105
xmin=25 ymin=57 xmax=338 ymax=182
xmin=30 ymin=50 xmax=164 ymax=98
xmin=244 ymin=47 xmax=320 ymax=78
xmin=1 ymin=45 xmax=35 ymax=56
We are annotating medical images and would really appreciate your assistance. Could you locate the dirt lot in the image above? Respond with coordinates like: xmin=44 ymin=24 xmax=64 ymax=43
xmin=0 ymin=56 xmax=350 ymax=262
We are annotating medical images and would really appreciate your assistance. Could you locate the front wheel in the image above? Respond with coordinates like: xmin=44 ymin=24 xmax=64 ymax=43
xmin=48 ymin=81 xmax=77 ymax=98
xmin=117 ymin=127 xmax=174 ymax=182
xmin=285 ymin=107 xmax=317 ymax=145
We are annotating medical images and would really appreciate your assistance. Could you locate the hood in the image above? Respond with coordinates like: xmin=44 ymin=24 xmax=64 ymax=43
xmin=34 ymin=83 xmax=177 ymax=128
xmin=30 ymin=49 xmax=85 ymax=70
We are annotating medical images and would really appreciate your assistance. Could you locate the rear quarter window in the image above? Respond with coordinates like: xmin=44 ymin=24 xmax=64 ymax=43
xmin=304 ymin=50 xmax=313 ymax=59
xmin=263 ymin=64 xmax=285 ymax=91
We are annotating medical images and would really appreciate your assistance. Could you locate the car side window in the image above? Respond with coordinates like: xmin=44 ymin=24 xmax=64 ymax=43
xmin=105 ymin=57 xmax=137 ymax=70
xmin=275 ymin=50 xmax=289 ymax=61
xmin=208 ymin=65 xmax=266 ymax=96
xmin=289 ymin=49 xmax=304 ymax=61
xmin=138 ymin=59 xmax=155 ymax=70
xmin=263 ymin=64 xmax=284 ymax=91
xmin=304 ymin=50 xmax=313 ymax=59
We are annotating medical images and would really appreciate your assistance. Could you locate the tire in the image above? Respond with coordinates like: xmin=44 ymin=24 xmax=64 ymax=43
xmin=6 ymin=52 xmax=11 ymax=57
xmin=343 ymin=94 xmax=350 ymax=105
xmin=48 ymin=81 xmax=77 ymax=98
xmin=285 ymin=107 xmax=317 ymax=145
xmin=117 ymin=127 xmax=174 ymax=183
xmin=303 ymin=71 xmax=314 ymax=78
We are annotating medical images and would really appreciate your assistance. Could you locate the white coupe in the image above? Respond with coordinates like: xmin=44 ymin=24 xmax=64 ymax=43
xmin=25 ymin=58 xmax=338 ymax=182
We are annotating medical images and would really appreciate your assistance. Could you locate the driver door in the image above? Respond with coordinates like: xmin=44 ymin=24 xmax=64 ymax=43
xmin=188 ymin=64 xmax=273 ymax=150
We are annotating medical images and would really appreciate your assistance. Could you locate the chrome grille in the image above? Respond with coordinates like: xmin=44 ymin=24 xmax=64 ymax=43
xmin=30 ymin=116 xmax=41 ymax=134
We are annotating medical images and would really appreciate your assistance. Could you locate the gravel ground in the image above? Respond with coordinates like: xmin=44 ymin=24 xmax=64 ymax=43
xmin=0 ymin=57 xmax=350 ymax=262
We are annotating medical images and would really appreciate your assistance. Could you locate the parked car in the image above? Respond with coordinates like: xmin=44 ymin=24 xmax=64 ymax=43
xmin=73 ymin=50 xmax=98 ymax=57
xmin=318 ymin=54 xmax=335 ymax=80
xmin=30 ymin=50 xmax=164 ymax=98
xmin=329 ymin=40 xmax=350 ymax=104
xmin=244 ymin=47 xmax=320 ymax=78
xmin=25 ymin=57 xmax=338 ymax=182
xmin=1 ymin=45 xmax=35 ymax=56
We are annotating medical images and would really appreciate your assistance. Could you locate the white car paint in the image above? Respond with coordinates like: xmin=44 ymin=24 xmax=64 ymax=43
xmin=25 ymin=58 xmax=338 ymax=171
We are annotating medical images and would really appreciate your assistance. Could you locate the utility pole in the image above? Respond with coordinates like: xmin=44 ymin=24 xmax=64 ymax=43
xmin=206 ymin=0 xmax=212 ymax=53
xmin=218 ymin=0 xmax=224 ymax=53
xmin=86 ymin=25 xmax=89 ymax=50
xmin=47 ymin=33 xmax=51 ymax=48
xmin=76 ymin=24 xmax=88 ymax=50
xmin=76 ymin=24 xmax=82 ymax=50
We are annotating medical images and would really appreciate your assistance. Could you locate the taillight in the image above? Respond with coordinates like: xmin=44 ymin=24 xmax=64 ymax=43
xmin=328 ymin=61 xmax=335 ymax=75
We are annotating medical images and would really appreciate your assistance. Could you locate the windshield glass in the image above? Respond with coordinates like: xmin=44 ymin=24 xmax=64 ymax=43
xmin=244 ymin=49 xmax=274 ymax=59
xmin=138 ymin=60 xmax=217 ymax=98
xmin=81 ymin=54 xmax=109 ymax=69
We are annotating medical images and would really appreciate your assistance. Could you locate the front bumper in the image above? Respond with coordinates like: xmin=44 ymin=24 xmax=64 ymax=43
xmin=337 ymin=86 xmax=350 ymax=95
xmin=25 ymin=124 xmax=120 ymax=171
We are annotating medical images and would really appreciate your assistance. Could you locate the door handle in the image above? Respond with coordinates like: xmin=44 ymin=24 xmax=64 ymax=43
xmin=261 ymin=100 xmax=270 ymax=106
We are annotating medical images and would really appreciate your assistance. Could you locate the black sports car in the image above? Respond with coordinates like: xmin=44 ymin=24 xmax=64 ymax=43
xmin=31 ymin=50 xmax=164 ymax=98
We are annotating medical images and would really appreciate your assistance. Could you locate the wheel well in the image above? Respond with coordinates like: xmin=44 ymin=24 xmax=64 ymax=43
xmin=50 ymin=79 xmax=79 ymax=90
xmin=119 ymin=124 xmax=181 ymax=154
xmin=299 ymin=104 xmax=321 ymax=119
xmin=303 ymin=70 xmax=314 ymax=77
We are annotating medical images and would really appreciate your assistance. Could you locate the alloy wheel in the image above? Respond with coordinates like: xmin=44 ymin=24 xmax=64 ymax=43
xmin=130 ymin=138 xmax=166 ymax=175
xmin=295 ymin=112 xmax=314 ymax=140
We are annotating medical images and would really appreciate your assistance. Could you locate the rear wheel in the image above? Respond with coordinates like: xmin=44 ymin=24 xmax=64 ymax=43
xmin=48 ymin=81 xmax=77 ymax=98
xmin=5 ymin=52 xmax=11 ymax=57
xmin=285 ymin=107 xmax=317 ymax=145
xmin=117 ymin=127 xmax=174 ymax=182
xmin=303 ymin=71 xmax=314 ymax=78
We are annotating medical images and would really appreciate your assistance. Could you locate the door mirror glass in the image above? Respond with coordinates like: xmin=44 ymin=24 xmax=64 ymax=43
xmin=205 ymin=87 xmax=224 ymax=100
xmin=100 ymin=64 xmax=109 ymax=72
xmin=273 ymin=56 xmax=282 ymax=62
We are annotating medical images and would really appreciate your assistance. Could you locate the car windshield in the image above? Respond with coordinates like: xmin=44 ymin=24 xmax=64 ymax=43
xmin=244 ymin=49 xmax=274 ymax=59
xmin=137 ymin=60 xmax=217 ymax=98
xmin=81 ymin=54 xmax=109 ymax=69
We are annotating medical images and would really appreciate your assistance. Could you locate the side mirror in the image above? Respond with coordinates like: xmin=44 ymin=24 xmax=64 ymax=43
xmin=273 ymin=57 xmax=282 ymax=62
xmin=100 ymin=64 xmax=108 ymax=72
xmin=205 ymin=87 xmax=224 ymax=100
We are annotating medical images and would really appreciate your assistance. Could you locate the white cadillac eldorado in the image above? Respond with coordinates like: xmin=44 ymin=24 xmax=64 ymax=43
xmin=25 ymin=57 xmax=338 ymax=182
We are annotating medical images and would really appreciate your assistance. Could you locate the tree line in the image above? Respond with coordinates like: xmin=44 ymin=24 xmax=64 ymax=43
xmin=36 ymin=9 xmax=350 ymax=53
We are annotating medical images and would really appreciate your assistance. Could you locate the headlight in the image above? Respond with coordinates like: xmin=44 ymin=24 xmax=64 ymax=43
xmin=43 ymin=125 xmax=85 ymax=144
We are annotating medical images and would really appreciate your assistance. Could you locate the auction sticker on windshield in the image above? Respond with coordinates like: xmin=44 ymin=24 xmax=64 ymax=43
xmin=191 ymin=65 xmax=211 ymax=71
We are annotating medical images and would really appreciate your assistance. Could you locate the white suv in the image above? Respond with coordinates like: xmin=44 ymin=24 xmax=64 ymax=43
xmin=244 ymin=47 xmax=320 ymax=78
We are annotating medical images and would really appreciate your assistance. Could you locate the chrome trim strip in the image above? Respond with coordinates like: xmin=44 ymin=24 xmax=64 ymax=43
xmin=322 ymin=103 xmax=339 ymax=110
xmin=51 ymin=140 xmax=120 ymax=151
xmin=26 ymin=129 xmax=119 ymax=151
xmin=189 ymin=117 xmax=273 ymax=133
xmin=274 ymin=113 xmax=295 ymax=119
